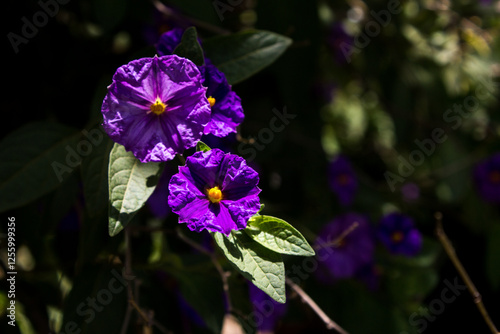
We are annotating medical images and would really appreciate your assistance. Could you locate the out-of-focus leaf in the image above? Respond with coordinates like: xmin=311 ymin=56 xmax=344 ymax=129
xmin=203 ymin=30 xmax=292 ymax=84
xmin=0 ymin=122 xmax=80 ymax=212
xmin=61 ymin=264 xmax=128 ymax=334
xmin=81 ymin=126 xmax=113 ymax=217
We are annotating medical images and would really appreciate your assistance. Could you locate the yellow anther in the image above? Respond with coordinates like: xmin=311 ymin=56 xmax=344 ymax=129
xmin=150 ymin=97 xmax=166 ymax=115
xmin=391 ymin=231 xmax=404 ymax=243
xmin=207 ymin=96 xmax=216 ymax=108
xmin=207 ymin=186 xmax=223 ymax=204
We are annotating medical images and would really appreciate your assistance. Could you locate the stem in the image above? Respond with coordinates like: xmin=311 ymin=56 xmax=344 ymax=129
xmin=435 ymin=212 xmax=499 ymax=334
xmin=176 ymin=228 xmax=233 ymax=312
xmin=314 ymin=222 xmax=359 ymax=250
xmin=120 ymin=228 xmax=134 ymax=334
xmin=286 ymin=278 xmax=349 ymax=334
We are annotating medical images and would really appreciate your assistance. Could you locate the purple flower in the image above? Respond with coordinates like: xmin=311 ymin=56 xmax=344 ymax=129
xmin=199 ymin=64 xmax=244 ymax=137
xmin=401 ymin=182 xmax=420 ymax=202
xmin=327 ymin=22 xmax=354 ymax=65
xmin=377 ymin=212 xmax=422 ymax=256
xmin=248 ymin=281 xmax=287 ymax=332
xmin=328 ymin=155 xmax=358 ymax=206
xmin=156 ymin=27 xmax=185 ymax=56
xmin=101 ymin=55 xmax=211 ymax=163
xmin=314 ymin=213 xmax=375 ymax=282
xmin=167 ymin=148 xmax=261 ymax=235
xmin=473 ymin=152 xmax=500 ymax=203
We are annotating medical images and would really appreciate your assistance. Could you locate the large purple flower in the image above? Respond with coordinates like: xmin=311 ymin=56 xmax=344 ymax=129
xmin=101 ymin=55 xmax=211 ymax=163
xmin=168 ymin=148 xmax=261 ymax=235
xmin=377 ymin=212 xmax=422 ymax=257
xmin=328 ymin=155 xmax=358 ymax=206
xmin=473 ymin=152 xmax=500 ymax=203
xmin=314 ymin=213 xmax=375 ymax=282
xmin=199 ymin=64 xmax=244 ymax=137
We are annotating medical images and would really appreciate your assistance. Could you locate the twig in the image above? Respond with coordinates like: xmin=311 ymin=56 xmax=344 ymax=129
xmin=435 ymin=212 xmax=499 ymax=334
xmin=120 ymin=228 xmax=135 ymax=334
xmin=285 ymin=277 xmax=349 ymax=334
xmin=314 ymin=222 xmax=359 ymax=250
xmin=176 ymin=228 xmax=233 ymax=312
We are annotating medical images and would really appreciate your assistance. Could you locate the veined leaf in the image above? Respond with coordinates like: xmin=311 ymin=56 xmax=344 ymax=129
xmin=245 ymin=215 xmax=315 ymax=256
xmin=213 ymin=230 xmax=286 ymax=303
xmin=203 ymin=30 xmax=292 ymax=84
xmin=108 ymin=143 xmax=162 ymax=236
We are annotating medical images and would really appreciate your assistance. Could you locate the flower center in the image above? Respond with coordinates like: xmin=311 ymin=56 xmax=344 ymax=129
xmin=207 ymin=186 xmax=222 ymax=203
xmin=489 ymin=170 xmax=500 ymax=184
xmin=391 ymin=231 xmax=405 ymax=243
xmin=207 ymin=96 xmax=216 ymax=108
xmin=150 ymin=97 xmax=166 ymax=115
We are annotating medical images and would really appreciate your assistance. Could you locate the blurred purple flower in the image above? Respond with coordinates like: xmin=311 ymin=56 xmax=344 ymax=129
xmin=248 ymin=282 xmax=287 ymax=332
xmin=314 ymin=213 xmax=375 ymax=282
xmin=168 ymin=148 xmax=261 ymax=235
xmin=473 ymin=152 xmax=500 ymax=203
xmin=377 ymin=212 xmax=422 ymax=256
xmin=401 ymin=182 xmax=420 ymax=202
xmin=101 ymin=55 xmax=211 ymax=163
xmin=327 ymin=22 xmax=354 ymax=65
xmin=328 ymin=155 xmax=358 ymax=206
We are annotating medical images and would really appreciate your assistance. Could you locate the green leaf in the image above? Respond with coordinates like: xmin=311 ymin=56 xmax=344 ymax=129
xmin=0 ymin=121 xmax=81 ymax=212
xmin=203 ymin=30 xmax=292 ymax=84
xmin=213 ymin=230 xmax=286 ymax=303
xmin=195 ymin=140 xmax=211 ymax=152
xmin=173 ymin=26 xmax=205 ymax=66
xmin=108 ymin=143 xmax=163 ymax=236
xmin=81 ymin=126 xmax=114 ymax=217
xmin=244 ymin=215 xmax=315 ymax=256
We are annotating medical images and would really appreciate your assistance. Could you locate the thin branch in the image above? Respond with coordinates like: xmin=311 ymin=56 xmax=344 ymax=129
xmin=176 ymin=228 xmax=233 ymax=312
xmin=286 ymin=277 xmax=349 ymax=334
xmin=435 ymin=212 xmax=499 ymax=334
xmin=120 ymin=228 xmax=134 ymax=334
xmin=314 ymin=222 xmax=359 ymax=250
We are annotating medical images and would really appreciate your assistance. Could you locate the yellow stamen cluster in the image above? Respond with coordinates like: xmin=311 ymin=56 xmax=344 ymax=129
xmin=391 ymin=231 xmax=404 ymax=243
xmin=207 ymin=186 xmax=222 ymax=204
xmin=207 ymin=96 xmax=216 ymax=108
xmin=150 ymin=97 xmax=166 ymax=115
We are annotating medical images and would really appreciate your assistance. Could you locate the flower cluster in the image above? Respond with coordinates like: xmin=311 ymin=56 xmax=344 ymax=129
xmin=101 ymin=29 xmax=253 ymax=235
